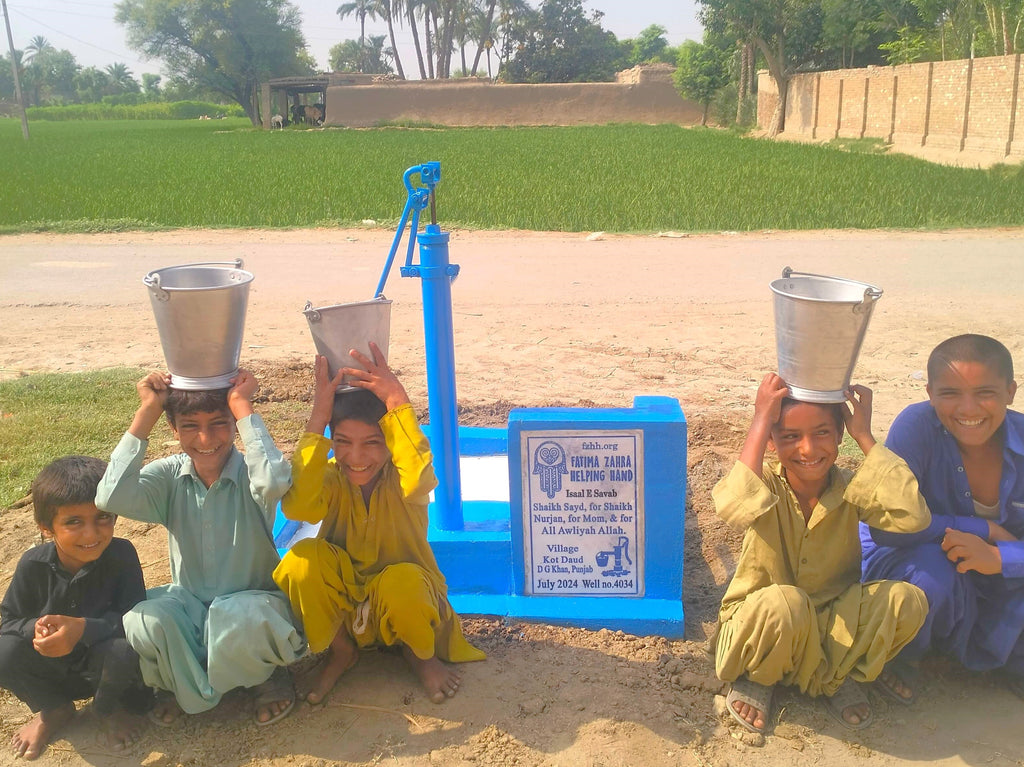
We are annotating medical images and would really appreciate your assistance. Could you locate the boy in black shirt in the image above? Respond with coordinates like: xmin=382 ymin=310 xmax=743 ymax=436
xmin=0 ymin=456 xmax=151 ymax=760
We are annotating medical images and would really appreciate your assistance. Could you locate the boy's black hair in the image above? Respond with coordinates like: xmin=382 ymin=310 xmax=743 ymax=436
xmin=331 ymin=389 xmax=387 ymax=430
xmin=779 ymin=397 xmax=845 ymax=432
xmin=32 ymin=455 xmax=108 ymax=528
xmin=164 ymin=387 xmax=231 ymax=427
xmin=927 ymin=334 xmax=1015 ymax=385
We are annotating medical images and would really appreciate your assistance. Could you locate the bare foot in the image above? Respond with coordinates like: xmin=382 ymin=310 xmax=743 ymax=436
xmin=99 ymin=708 xmax=147 ymax=751
xmin=401 ymin=645 xmax=461 ymax=703
xmin=148 ymin=692 xmax=183 ymax=726
xmin=306 ymin=630 xmax=358 ymax=705
xmin=878 ymin=667 xmax=915 ymax=702
xmin=840 ymin=699 xmax=872 ymax=726
xmin=12 ymin=702 xmax=74 ymax=760
xmin=731 ymin=699 xmax=765 ymax=732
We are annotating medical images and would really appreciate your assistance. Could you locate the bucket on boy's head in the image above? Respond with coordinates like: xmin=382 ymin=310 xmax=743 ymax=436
xmin=770 ymin=267 xmax=882 ymax=404
xmin=143 ymin=260 xmax=254 ymax=391
xmin=303 ymin=297 xmax=392 ymax=392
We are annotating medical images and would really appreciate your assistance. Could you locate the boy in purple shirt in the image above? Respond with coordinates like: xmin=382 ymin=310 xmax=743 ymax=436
xmin=862 ymin=334 xmax=1024 ymax=701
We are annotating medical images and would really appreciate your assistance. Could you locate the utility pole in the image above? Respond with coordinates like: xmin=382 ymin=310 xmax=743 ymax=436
xmin=2 ymin=0 xmax=30 ymax=140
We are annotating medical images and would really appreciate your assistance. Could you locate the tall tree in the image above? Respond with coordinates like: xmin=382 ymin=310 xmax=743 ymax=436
xmin=699 ymin=0 xmax=824 ymax=135
xmin=24 ymin=35 xmax=53 ymax=64
xmin=106 ymin=62 xmax=140 ymax=93
xmin=142 ymin=72 xmax=162 ymax=98
xmin=630 ymin=24 xmax=670 ymax=65
xmin=406 ymin=0 xmax=428 ymax=78
xmin=674 ymin=39 xmax=730 ymax=125
xmin=337 ymin=0 xmax=377 ymax=71
xmin=372 ymin=0 xmax=406 ymax=78
xmin=116 ymin=0 xmax=312 ymax=125
xmin=329 ymin=34 xmax=394 ymax=72
xmin=23 ymin=47 xmax=78 ymax=105
xmin=502 ymin=0 xmax=622 ymax=83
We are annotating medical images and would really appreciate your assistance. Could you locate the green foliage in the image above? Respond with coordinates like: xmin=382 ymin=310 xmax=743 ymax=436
xmin=0 ymin=369 xmax=152 ymax=509
xmin=25 ymin=101 xmax=245 ymax=121
xmin=674 ymin=40 xmax=731 ymax=124
xmin=828 ymin=137 xmax=890 ymax=154
xmin=629 ymin=24 xmax=671 ymax=65
xmin=501 ymin=0 xmax=623 ymax=82
xmin=115 ymin=0 xmax=312 ymax=124
xmin=3 ymin=120 xmax=1024 ymax=234
xmin=879 ymin=25 xmax=934 ymax=63
xmin=708 ymin=81 xmax=758 ymax=129
xmin=329 ymin=35 xmax=395 ymax=74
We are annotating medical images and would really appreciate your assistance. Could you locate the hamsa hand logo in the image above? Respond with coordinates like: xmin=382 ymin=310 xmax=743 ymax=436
xmin=533 ymin=441 xmax=568 ymax=499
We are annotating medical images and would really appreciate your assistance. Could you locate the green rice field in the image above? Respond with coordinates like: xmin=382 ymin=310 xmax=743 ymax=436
xmin=1 ymin=118 xmax=1022 ymax=232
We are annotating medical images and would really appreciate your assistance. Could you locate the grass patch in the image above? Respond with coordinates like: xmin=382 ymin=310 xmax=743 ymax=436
xmin=2 ymin=120 xmax=1024 ymax=232
xmin=0 ymin=369 xmax=159 ymax=508
xmin=0 ymin=368 xmax=312 ymax=510
xmin=828 ymin=137 xmax=890 ymax=155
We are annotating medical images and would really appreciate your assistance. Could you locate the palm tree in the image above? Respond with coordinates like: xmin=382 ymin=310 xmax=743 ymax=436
xmin=371 ymin=0 xmax=405 ymax=79
xmin=105 ymin=62 xmax=135 ymax=93
xmin=24 ymin=35 xmax=53 ymax=64
xmin=337 ymin=0 xmax=377 ymax=71
xmin=470 ymin=0 xmax=497 ymax=76
xmin=405 ymin=0 xmax=428 ymax=78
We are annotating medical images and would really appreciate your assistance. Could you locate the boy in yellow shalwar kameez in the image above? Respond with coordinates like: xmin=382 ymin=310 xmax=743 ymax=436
xmin=714 ymin=373 xmax=930 ymax=734
xmin=273 ymin=344 xmax=484 ymax=705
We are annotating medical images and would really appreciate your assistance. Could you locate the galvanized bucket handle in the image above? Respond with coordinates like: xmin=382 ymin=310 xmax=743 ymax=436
xmin=780 ymin=266 xmax=882 ymax=313
xmin=303 ymin=295 xmax=389 ymax=323
xmin=144 ymin=259 xmax=246 ymax=302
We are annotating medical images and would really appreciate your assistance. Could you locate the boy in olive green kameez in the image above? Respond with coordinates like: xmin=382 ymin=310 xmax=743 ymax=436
xmin=714 ymin=373 xmax=930 ymax=734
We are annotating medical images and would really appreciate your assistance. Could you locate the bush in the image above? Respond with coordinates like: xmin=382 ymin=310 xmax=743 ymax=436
xmin=25 ymin=101 xmax=245 ymax=121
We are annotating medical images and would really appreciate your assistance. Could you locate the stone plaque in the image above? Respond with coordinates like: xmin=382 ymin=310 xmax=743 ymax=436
xmin=521 ymin=430 xmax=644 ymax=596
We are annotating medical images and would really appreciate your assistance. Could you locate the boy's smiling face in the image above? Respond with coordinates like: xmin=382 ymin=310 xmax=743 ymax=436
xmin=927 ymin=360 xmax=1017 ymax=448
xmin=769 ymin=401 xmax=843 ymax=489
xmin=41 ymin=502 xmax=115 ymax=574
xmin=170 ymin=408 xmax=237 ymax=481
xmin=332 ymin=418 xmax=391 ymax=490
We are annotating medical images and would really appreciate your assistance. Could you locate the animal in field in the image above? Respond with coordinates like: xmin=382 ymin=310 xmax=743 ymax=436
xmin=290 ymin=104 xmax=306 ymax=124
xmin=271 ymin=114 xmax=284 ymax=129
xmin=306 ymin=104 xmax=324 ymax=126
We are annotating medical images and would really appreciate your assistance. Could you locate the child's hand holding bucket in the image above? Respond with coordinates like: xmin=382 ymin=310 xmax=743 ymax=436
xmin=306 ymin=355 xmax=346 ymax=434
xmin=227 ymin=368 xmax=258 ymax=420
xmin=342 ymin=343 xmax=410 ymax=412
xmin=130 ymin=371 xmax=171 ymax=439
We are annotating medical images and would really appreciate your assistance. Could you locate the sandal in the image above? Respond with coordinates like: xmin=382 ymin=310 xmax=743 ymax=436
xmin=725 ymin=677 xmax=774 ymax=734
xmin=873 ymin=659 xmax=918 ymax=706
xmin=823 ymin=679 xmax=874 ymax=730
xmin=252 ymin=667 xmax=296 ymax=727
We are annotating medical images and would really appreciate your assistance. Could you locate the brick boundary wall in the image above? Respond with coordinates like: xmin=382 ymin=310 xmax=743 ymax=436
xmin=758 ymin=53 xmax=1024 ymax=160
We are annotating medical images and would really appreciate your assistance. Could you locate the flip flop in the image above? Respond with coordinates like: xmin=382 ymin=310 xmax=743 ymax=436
xmin=253 ymin=667 xmax=296 ymax=727
xmin=873 ymin=659 xmax=918 ymax=706
xmin=725 ymin=677 xmax=774 ymax=734
xmin=823 ymin=679 xmax=874 ymax=730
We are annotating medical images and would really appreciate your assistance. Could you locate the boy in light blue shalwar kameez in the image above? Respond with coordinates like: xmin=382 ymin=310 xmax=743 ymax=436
xmin=97 ymin=370 xmax=306 ymax=727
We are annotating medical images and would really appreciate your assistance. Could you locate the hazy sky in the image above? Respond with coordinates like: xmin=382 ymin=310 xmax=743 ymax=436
xmin=4 ymin=0 xmax=703 ymax=77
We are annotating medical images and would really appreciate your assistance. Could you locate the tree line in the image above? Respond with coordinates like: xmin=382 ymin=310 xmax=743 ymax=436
xmin=6 ymin=0 xmax=1019 ymax=131
xmin=2 ymin=0 xmax=681 ymax=125
xmin=688 ymin=0 xmax=1024 ymax=135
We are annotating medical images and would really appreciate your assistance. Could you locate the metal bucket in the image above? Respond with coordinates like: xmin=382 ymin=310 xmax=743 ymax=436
xmin=303 ymin=297 xmax=392 ymax=391
xmin=143 ymin=259 xmax=254 ymax=390
xmin=770 ymin=267 xmax=883 ymax=403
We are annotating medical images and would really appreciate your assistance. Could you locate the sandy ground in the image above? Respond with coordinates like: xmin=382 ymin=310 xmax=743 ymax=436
xmin=2 ymin=227 xmax=1024 ymax=767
